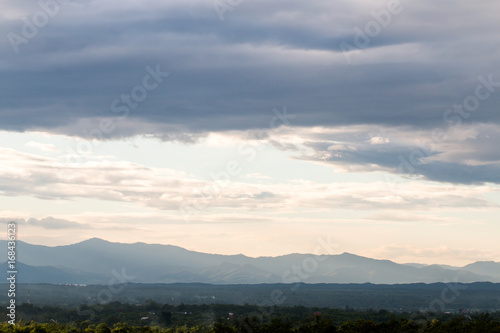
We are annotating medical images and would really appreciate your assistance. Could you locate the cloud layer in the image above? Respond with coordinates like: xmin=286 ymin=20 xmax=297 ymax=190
xmin=1 ymin=0 xmax=499 ymax=133
xmin=1 ymin=0 xmax=499 ymax=184
xmin=0 ymin=144 xmax=497 ymax=214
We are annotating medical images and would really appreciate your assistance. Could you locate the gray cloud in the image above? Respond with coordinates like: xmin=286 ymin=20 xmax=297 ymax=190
xmin=303 ymin=142 xmax=500 ymax=185
xmin=268 ymin=124 xmax=500 ymax=184
xmin=26 ymin=216 xmax=91 ymax=229
xmin=1 ymin=0 xmax=499 ymax=184
xmin=0 ymin=217 xmax=91 ymax=229
xmin=1 ymin=0 xmax=499 ymax=133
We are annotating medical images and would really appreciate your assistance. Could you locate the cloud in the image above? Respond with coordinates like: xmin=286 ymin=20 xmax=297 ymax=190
xmin=0 ymin=145 xmax=497 ymax=215
xmin=266 ymin=124 xmax=500 ymax=184
xmin=0 ymin=0 xmax=498 ymax=188
xmin=26 ymin=141 xmax=60 ymax=152
xmin=0 ymin=0 xmax=499 ymax=137
xmin=26 ymin=216 xmax=91 ymax=229
xmin=0 ymin=217 xmax=91 ymax=229
xmin=368 ymin=137 xmax=390 ymax=145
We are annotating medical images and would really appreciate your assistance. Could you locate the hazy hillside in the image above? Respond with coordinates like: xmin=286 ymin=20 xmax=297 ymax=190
xmin=463 ymin=261 xmax=500 ymax=278
xmin=0 ymin=238 xmax=498 ymax=284
xmin=1 ymin=262 xmax=100 ymax=284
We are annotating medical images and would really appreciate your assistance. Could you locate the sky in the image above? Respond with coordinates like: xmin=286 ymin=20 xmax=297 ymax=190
xmin=1 ymin=0 xmax=499 ymax=266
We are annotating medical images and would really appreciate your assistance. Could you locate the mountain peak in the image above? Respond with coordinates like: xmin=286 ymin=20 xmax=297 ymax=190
xmin=339 ymin=252 xmax=357 ymax=256
xmin=3 ymin=239 xmax=499 ymax=284
xmin=75 ymin=237 xmax=110 ymax=245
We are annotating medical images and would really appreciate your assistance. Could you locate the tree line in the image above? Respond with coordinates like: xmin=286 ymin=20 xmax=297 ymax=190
xmin=2 ymin=301 xmax=500 ymax=332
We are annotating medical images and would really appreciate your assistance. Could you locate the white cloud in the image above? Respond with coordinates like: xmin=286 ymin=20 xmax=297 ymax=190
xmin=26 ymin=141 xmax=60 ymax=152
xmin=368 ymin=136 xmax=390 ymax=145
xmin=0 ymin=143 xmax=497 ymax=216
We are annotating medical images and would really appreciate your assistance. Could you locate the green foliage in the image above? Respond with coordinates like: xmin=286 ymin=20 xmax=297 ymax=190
xmin=1 ymin=316 xmax=500 ymax=333
xmin=2 ymin=303 xmax=500 ymax=333
xmin=206 ymin=320 xmax=236 ymax=333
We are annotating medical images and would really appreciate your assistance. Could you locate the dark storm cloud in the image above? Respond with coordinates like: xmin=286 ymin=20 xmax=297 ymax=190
xmin=1 ymin=0 xmax=499 ymax=184
xmin=1 ymin=0 xmax=499 ymax=134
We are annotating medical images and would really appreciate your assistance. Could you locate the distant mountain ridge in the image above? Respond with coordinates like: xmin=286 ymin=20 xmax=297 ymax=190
xmin=1 ymin=238 xmax=499 ymax=285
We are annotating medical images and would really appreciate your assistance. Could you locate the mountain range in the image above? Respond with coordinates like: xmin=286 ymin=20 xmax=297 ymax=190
xmin=1 ymin=238 xmax=499 ymax=285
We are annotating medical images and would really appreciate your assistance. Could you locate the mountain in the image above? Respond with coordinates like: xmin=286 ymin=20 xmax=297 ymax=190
xmin=1 ymin=262 xmax=99 ymax=284
xmin=463 ymin=261 xmax=500 ymax=278
xmin=0 ymin=238 xmax=498 ymax=284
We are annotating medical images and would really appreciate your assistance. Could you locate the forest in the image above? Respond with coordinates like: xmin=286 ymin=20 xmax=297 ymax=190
xmin=6 ymin=282 xmax=500 ymax=310
xmin=2 ymin=301 xmax=500 ymax=332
